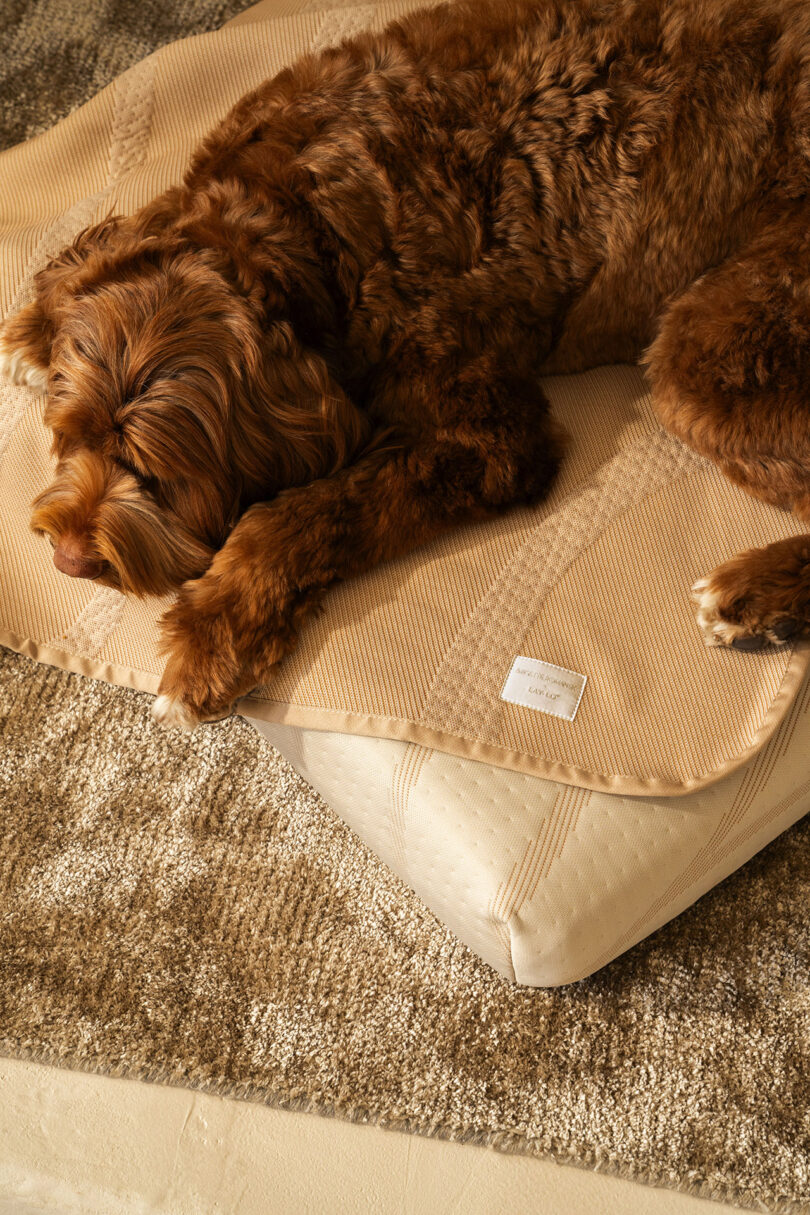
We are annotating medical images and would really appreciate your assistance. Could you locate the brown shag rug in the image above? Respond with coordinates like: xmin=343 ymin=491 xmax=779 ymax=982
xmin=1 ymin=2 xmax=810 ymax=1210
xmin=0 ymin=0 xmax=261 ymax=152
xmin=1 ymin=645 xmax=810 ymax=1212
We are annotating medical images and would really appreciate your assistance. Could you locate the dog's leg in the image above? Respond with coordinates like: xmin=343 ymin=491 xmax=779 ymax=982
xmin=645 ymin=205 xmax=810 ymax=650
xmin=154 ymin=370 xmax=562 ymax=728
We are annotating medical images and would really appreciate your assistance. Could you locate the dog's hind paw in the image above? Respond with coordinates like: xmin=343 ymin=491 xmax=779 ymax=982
xmin=152 ymin=693 xmax=201 ymax=732
xmin=0 ymin=331 xmax=48 ymax=390
xmin=691 ymin=541 xmax=810 ymax=651
xmin=690 ymin=575 xmax=765 ymax=648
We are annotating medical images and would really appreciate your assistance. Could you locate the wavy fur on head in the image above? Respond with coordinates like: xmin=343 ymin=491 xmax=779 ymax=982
xmin=3 ymin=0 xmax=810 ymax=724
xmin=22 ymin=205 xmax=374 ymax=595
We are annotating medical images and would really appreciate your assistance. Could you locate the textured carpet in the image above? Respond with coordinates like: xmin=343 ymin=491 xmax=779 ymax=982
xmin=2 ymin=646 xmax=810 ymax=1212
xmin=0 ymin=0 xmax=261 ymax=152
xmin=1 ymin=2 xmax=810 ymax=1211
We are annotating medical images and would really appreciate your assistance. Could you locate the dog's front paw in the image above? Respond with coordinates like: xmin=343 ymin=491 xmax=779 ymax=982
xmin=692 ymin=541 xmax=810 ymax=651
xmin=153 ymin=658 xmax=239 ymax=732
xmin=152 ymin=692 xmax=204 ymax=732
xmin=154 ymin=590 xmax=257 ymax=731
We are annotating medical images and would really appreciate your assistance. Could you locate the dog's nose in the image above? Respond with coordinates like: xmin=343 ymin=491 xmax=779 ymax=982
xmin=52 ymin=535 xmax=104 ymax=580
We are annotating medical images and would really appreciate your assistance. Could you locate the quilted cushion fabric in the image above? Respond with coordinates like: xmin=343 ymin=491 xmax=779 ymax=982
xmin=253 ymin=667 xmax=810 ymax=984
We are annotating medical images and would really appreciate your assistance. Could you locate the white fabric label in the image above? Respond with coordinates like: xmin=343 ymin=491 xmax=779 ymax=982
xmin=500 ymin=656 xmax=587 ymax=722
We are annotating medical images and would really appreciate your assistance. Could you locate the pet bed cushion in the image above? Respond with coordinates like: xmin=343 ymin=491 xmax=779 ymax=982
xmin=1 ymin=0 xmax=809 ymax=984
xmin=252 ymin=678 xmax=810 ymax=984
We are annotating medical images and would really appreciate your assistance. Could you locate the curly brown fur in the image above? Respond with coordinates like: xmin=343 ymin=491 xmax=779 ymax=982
xmin=3 ymin=0 xmax=810 ymax=726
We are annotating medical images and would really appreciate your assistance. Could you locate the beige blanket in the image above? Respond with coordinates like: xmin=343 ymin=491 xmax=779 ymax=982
xmin=1 ymin=0 xmax=808 ymax=796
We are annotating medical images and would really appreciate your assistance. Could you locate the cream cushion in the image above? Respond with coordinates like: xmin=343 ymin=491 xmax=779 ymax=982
xmin=252 ymin=670 xmax=810 ymax=985
xmin=1 ymin=0 xmax=809 ymax=985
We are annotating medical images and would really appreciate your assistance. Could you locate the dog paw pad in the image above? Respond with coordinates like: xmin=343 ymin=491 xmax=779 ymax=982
xmin=771 ymin=617 xmax=801 ymax=641
xmin=730 ymin=634 xmax=767 ymax=652
xmin=152 ymin=693 xmax=200 ymax=731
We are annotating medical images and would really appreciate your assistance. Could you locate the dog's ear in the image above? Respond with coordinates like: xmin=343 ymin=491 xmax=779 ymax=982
xmin=132 ymin=188 xmax=184 ymax=239
xmin=232 ymin=319 xmax=375 ymax=489
xmin=115 ymin=376 xmax=232 ymax=484
xmin=9 ymin=217 xmax=129 ymax=370
xmin=0 ymin=296 xmax=53 ymax=380
xmin=35 ymin=216 xmax=126 ymax=301
xmin=0 ymin=219 xmax=128 ymax=378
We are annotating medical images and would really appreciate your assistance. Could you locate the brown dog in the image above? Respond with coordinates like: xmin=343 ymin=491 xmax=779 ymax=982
xmin=2 ymin=0 xmax=810 ymax=729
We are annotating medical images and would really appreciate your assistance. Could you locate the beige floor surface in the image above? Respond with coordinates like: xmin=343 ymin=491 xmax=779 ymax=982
xmin=0 ymin=1056 xmax=747 ymax=1214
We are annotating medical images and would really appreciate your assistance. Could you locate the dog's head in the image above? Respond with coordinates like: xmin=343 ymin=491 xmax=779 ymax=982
xmin=19 ymin=207 xmax=369 ymax=596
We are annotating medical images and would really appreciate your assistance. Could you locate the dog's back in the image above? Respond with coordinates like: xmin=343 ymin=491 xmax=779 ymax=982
xmin=183 ymin=0 xmax=810 ymax=375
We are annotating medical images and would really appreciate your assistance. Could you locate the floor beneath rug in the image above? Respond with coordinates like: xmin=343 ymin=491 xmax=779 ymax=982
xmin=0 ymin=1057 xmax=741 ymax=1214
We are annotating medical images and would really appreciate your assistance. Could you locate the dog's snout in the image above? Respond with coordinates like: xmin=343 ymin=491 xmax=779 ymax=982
xmin=52 ymin=534 xmax=104 ymax=580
